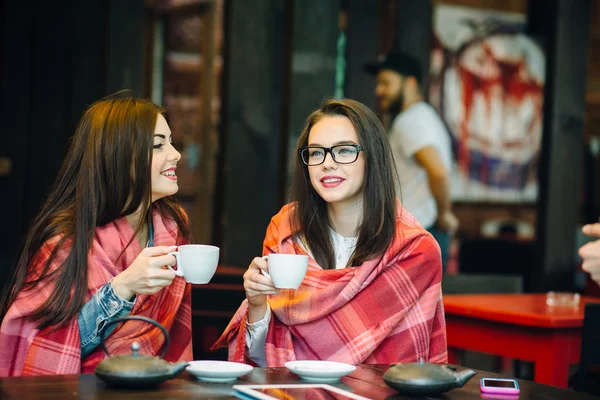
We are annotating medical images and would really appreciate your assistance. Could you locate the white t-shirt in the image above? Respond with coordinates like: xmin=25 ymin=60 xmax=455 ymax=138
xmin=245 ymin=230 xmax=358 ymax=367
xmin=389 ymin=102 xmax=452 ymax=228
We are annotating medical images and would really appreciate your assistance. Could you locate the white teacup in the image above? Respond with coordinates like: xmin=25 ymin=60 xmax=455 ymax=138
xmin=262 ymin=253 xmax=309 ymax=289
xmin=168 ymin=245 xmax=219 ymax=284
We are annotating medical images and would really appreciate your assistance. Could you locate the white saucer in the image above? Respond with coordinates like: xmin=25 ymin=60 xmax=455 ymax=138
xmin=284 ymin=360 xmax=356 ymax=382
xmin=186 ymin=360 xmax=253 ymax=382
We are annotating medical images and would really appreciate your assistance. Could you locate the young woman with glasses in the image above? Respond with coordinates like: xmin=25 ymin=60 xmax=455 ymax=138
xmin=0 ymin=94 xmax=193 ymax=376
xmin=215 ymin=99 xmax=446 ymax=367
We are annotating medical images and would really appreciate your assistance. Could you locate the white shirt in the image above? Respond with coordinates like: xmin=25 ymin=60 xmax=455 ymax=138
xmin=246 ymin=230 xmax=358 ymax=367
xmin=389 ymin=102 xmax=452 ymax=228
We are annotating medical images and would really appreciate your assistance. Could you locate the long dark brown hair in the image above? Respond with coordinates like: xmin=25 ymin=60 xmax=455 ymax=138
xmin=0 ymin=94 xmax=190 ymax=330
xmin=291 ymin=99 xmax=398 ymax=269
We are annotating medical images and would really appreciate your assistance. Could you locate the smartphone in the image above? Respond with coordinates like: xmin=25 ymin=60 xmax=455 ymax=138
xmin=480 ymin=378 xmax=520 ymax=395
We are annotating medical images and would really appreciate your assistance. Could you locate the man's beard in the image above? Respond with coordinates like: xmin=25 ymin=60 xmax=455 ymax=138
xmin=388 ymin=93 xmax=404 ymax=117
xmin=387 ymin=81 xmax=405 ymax=118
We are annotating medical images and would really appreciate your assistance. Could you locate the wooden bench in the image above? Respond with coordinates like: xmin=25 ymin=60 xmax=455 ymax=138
xmin=191 ymin=265 xmax=246 ymax=360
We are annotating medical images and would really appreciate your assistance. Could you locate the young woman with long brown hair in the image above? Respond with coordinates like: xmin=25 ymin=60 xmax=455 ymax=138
xmin=0 ymin=94 xmax=192 ymax=376
xmin=215 ymin=99 xmax=447 ymax=367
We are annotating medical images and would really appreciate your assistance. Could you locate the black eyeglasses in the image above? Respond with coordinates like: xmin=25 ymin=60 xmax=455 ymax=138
xmin=298 ymin=144 xmax=364 ymax=166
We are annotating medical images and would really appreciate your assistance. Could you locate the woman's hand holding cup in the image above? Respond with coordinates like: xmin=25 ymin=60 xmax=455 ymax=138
xmin=244 ymin=256 xmax=279 ymax=322
xmin=112 ymin=245 xmax=179 ymax=299
xmin=244 ymin=257 xmax=279 ymax=302
xmin=244 ymin=254 xmax=309 ymax=323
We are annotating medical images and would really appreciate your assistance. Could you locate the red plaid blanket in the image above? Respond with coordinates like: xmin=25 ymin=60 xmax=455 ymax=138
xmin=214 ymin=200 xmax=447 ymax=366
xmin=0 ymin=210 xmax=192 ymax=376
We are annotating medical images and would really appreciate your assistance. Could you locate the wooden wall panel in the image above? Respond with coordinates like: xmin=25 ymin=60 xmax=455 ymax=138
xmin=0 ymin=0 xmax=34 ymax=274
xmin=217 ymin=0 xmax=287 ymax=267
xmin=345 ymin=0 xmax=379 ymax=109
xmin=284 ymin=0 xmax=340 ymax=194
xmin=529 ymin=0 xmax=591 ymax=291
xmin=0 ymin=0 xmax=147 ymax=281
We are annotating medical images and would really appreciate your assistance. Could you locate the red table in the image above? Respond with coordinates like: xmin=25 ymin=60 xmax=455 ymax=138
xmin=443 ymin=293 xmax=600 ymax=388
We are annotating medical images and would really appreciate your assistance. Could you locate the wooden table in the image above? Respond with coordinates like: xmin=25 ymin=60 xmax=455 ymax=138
xmin=444 ymin=293 xmax=600 ymax=388
xmin=0 ymin=364 xmax=595 ymax=399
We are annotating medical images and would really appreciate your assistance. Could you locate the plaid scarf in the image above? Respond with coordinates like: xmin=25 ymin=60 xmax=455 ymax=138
xmin=0 ymin=209 xmax=192 ymax=376
xmin=214 ymin=200 xmax=447 ymax=366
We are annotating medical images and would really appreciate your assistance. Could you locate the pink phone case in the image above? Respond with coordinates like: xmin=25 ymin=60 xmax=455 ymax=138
xmin=480 ymin=378 xmax=520 ymax=395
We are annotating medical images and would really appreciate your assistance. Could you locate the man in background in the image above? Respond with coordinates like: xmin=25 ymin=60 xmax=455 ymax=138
xmin=365 ymin=52 xmax=458 ymax=269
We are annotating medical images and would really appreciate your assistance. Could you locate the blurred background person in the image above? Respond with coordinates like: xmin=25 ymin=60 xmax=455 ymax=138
xmin=365 ymin=52 xmax=458 ymax=270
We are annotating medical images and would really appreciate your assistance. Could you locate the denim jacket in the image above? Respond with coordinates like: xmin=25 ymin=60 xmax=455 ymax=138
xmin=78 ymin=282 xmax=136 ymax=357
xmin=78 ymin=222 xmax=153 ymax=358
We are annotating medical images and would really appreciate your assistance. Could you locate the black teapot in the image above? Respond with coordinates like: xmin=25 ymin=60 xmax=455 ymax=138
xmin=94 ymin=315 xmax=188 ymax=388
xmin=383 ymin=359 xmax=476 ymax=396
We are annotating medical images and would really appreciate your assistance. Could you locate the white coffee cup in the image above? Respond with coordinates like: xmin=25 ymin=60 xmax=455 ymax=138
xmin=262 ymin=253 xmax=309 ymax=289
xmin=167 ymin=245 xmax=219 ymax=284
